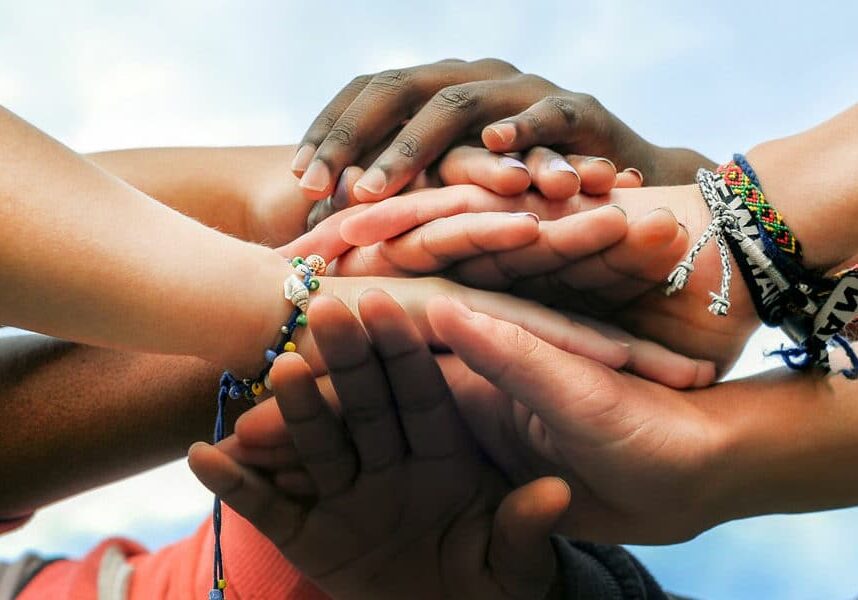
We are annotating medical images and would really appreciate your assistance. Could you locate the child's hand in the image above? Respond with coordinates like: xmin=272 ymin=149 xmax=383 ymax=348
xmin=426 ymin=296 xmax=728 ymax=545
xmin=191 ymin=290 xmax=569 ymax=600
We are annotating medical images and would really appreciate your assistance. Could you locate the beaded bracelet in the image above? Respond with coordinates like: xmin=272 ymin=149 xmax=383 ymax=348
xmin=665 ymin=158 xmax=858 ymax=378
xmin=208 ymin=254 xmax=326 ymax=600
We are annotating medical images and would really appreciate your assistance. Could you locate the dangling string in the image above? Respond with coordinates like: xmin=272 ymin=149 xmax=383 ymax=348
xmin=210 ymin=375 xmax=232 ymax=599
xmin=206 ymin=255 xmax=326 ymax=599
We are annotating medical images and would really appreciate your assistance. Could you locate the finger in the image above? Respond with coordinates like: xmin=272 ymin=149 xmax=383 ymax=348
xmin=523 ymin=146 xmax=581 ymax=200
xmin=188 ymin=442 xmax=304 ymax=549
xmin=305 ymin=167 xmax=365 ymax=231
xmin=273 ymin=468 xmax=318 ymax=498
xmin=234 ymin=397 xmax=290 ymax=447
xmin=217 ymin=432 xmax=300 ymax=471
xmin=426 ymin=295 xmax=618 ymax=424
xmin=481 ymin=93 xmax=600 ymax=153
xmin=340 ymin=184 xmax=569 ymax=247
xmin=312 ymin=60 xmax=520 ymax=201
xmin=308 ymin=295 xmax=407 ymax=472
xmin=352 ymin=73 xmax=546 ymax=203
xmin=615 ymin=167 xmax=644 ymax=188
xmin=302 ymin=75 xmax=422 ymax=199
xmin=550 ymin=207 xmax=682 ymax=291
xmin=268 ymin=352 xmax=357 ymax=498
xmin=488 ymin=477 xmax=572 ymax=598
xmin=293 ymin=74 xmax=372 ymax=176
xmin=358 ymin=289 xmax=469 ymax=458
xmin=336 ymin=211 xmax=540 ymax=276
xmin=566 ymin=156 xmax=617 ymax=195
xmin=569 ymin=314 xmax=717 ymax=389
xmin=437 ymin=146 xmax=531 ymax=196
xmin=623 ymin=336 xmax=717 ymax=388
xmin=450 ymin=204 xmax=627 ymax=290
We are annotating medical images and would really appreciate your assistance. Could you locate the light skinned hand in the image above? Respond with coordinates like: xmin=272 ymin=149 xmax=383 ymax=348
xmin=326 ymin=183 xmax=759 ymax=373
xmin=425 ymin=295 xmax=728 ymax=544
xmin=288 ymin=215 xmax=716 ymax=388
xmin=305 ymin=143 xmax=641 ymax=229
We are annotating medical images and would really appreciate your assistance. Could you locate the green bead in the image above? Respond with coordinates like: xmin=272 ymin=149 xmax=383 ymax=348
xmin=308 ymin=278 xmax=320 ymax=291
xmin=291 ymin=256 xmax=304 ymax=267
xmin=296 ymin=313 xmax=308 ymax=326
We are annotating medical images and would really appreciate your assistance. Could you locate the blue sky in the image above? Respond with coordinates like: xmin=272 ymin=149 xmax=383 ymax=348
xmin=1 ymin=1 xmax=858 ymax=598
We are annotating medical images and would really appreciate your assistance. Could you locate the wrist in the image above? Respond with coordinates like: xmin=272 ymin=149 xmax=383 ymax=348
xmin=245 ymin=145 xmax=317 ymax=246
xmin=215 ymin=245 xmax=296 ymax=375
xmin=695 ymin=372 xmax=855 ymax=524
xmin=746 ymin=125 xmax=858 ymax=272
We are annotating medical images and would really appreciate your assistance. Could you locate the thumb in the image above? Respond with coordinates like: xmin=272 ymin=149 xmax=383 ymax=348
xmin=426 ymin=295 xmax=615 ymax=423
xmin=489 ymin=477 xmax=571 ymax=598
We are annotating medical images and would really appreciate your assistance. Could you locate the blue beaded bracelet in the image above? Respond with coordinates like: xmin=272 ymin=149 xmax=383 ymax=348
xmin=208 ymin=254 xmax=326 ymax=599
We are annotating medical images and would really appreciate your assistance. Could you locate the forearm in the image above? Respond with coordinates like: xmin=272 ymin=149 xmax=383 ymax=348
xmin=87 ymin=145 xmax=314 ymax=244
xmin=0 ymin=335 xmax=246 ymax=515
xmin=0 ymin=107 xmax=292 ymax=372
xmin=702 ymin=367 xmax=858 ymax=524
xmin=747 ymin=103 xmax=858 ymax=271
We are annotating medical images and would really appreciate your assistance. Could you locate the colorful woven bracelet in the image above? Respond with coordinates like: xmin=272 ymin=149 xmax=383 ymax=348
xmin=208 ymin=254 xmax=326 ymax=600
xmin=718 ymin=155 xmax=802 ymax=259
xmin=665 ymin=161 xmax=858 ymax=378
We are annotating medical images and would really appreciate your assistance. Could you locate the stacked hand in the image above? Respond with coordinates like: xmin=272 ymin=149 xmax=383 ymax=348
xmin=191 ymin=291 xmax=571 ymax=599
xmin=294 ymin=182 xmax=760 ymax=374
xmin=289 ymin=58 xmax=708 ymax=204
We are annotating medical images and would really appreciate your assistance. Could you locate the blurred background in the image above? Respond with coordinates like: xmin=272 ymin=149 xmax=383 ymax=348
xmin=1 ymin=1 xmax=858 ymax=598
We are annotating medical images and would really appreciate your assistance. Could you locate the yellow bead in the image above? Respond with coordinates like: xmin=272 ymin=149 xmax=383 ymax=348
xmin=218 ymin=579 xmax=227 ymax=590
xmin=283 ymin=341 xmax=297 ymax=352
xmin=252 ymin=382 xmax=264 ymax=396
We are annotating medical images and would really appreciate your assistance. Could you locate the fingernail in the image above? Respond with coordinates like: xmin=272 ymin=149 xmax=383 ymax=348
xmin=331 ymin=172 xmax=351 ymax=209
xmin=549 ymin=158 xmax=578 ymax=175
xmin=622 ymin=167 xmax=644 ymax=184
xmin=447 ymin=297 xmax=476 ymax=320
xmin=643 ymin=206 xmax=677 ymax=222
xmin=299 ymin=160 xmax=331 ymax=192
xmin=586 ymin=156 xmax=616 ymax=170
xmin=499 ymin=156 xmax=529 ymax=172
xmin=291 ymin=144 xmax=315 ymax=174
xmin=510 ymin=211 xmax=539 ymax=223
xmin=606 ymin=203 xmax=626 ymax=217
xmin=486 ymin=122 xmax=517 ymax=145
xmin=355 ymin=168 xmax=387 ymax=195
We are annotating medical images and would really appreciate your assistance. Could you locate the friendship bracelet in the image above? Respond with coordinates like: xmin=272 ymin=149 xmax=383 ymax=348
xmin=665 ymin=160 xmax=858 ymax=378
xmin=718 ymin=155 xmax=802 ymax=258
xmin=208 ymin=254 xmax=326 ymax=600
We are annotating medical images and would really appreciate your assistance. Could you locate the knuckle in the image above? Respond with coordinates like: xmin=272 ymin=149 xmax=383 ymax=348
xmin=518 ymin=73 xmax=552 ymax=88
xmin=475 ymin=57 xmax=519 ymax=74
xmin=348 ymin=73 xmax=374 ymax=88
xmin=432 ymin=84 xmax=479 ymax=113
xmin=519 ymin=110 xmax=544 ymax=135
xmin=576 ymin=92 xmax=602 ymax=111
xmin=392 ymin=132 xmax=422 ymax=158
xmin=325 ymin=115 xmax=358 ymax=147
xmin=542 ymin=94 xmax=581 ymax=127
xmin=370 ymin=68 xmax=414 ymax=94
